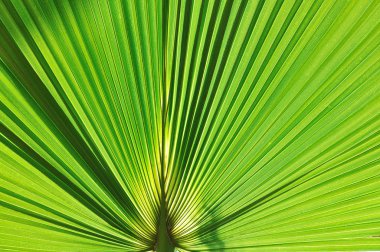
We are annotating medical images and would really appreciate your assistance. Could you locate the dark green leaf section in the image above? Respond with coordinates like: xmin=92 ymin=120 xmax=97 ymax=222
xmin=1 ymin=0 xmax=380 ymax=251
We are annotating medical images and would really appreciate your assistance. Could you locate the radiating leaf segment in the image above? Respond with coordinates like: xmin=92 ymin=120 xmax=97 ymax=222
xmin=1 ymin=0 xmax=380 ymax=251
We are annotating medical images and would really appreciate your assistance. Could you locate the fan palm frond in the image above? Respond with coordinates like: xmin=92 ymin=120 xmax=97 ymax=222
xmin=1 ymin=0 xmax=380 ymax=251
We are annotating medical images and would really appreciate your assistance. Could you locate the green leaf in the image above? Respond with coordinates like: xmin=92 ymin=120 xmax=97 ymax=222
xmin=1 ymin=0 xmax=379 ymax=251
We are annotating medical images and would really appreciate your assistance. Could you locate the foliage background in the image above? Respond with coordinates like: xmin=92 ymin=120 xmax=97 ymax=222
xmin=1 ymin=0 xmax=380 ymax=251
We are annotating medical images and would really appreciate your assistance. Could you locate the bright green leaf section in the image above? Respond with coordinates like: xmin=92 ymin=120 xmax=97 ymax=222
xmin=1 ymin=0 xmax=380 ymax=251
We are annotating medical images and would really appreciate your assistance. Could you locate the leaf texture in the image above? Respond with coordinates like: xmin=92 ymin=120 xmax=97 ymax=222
xmin=1 ymin=0 xmax=380 ymax=251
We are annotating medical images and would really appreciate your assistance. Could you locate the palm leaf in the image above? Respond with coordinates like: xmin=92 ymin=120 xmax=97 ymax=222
xmin=1 ymin=0 xmax=379 ymax=251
